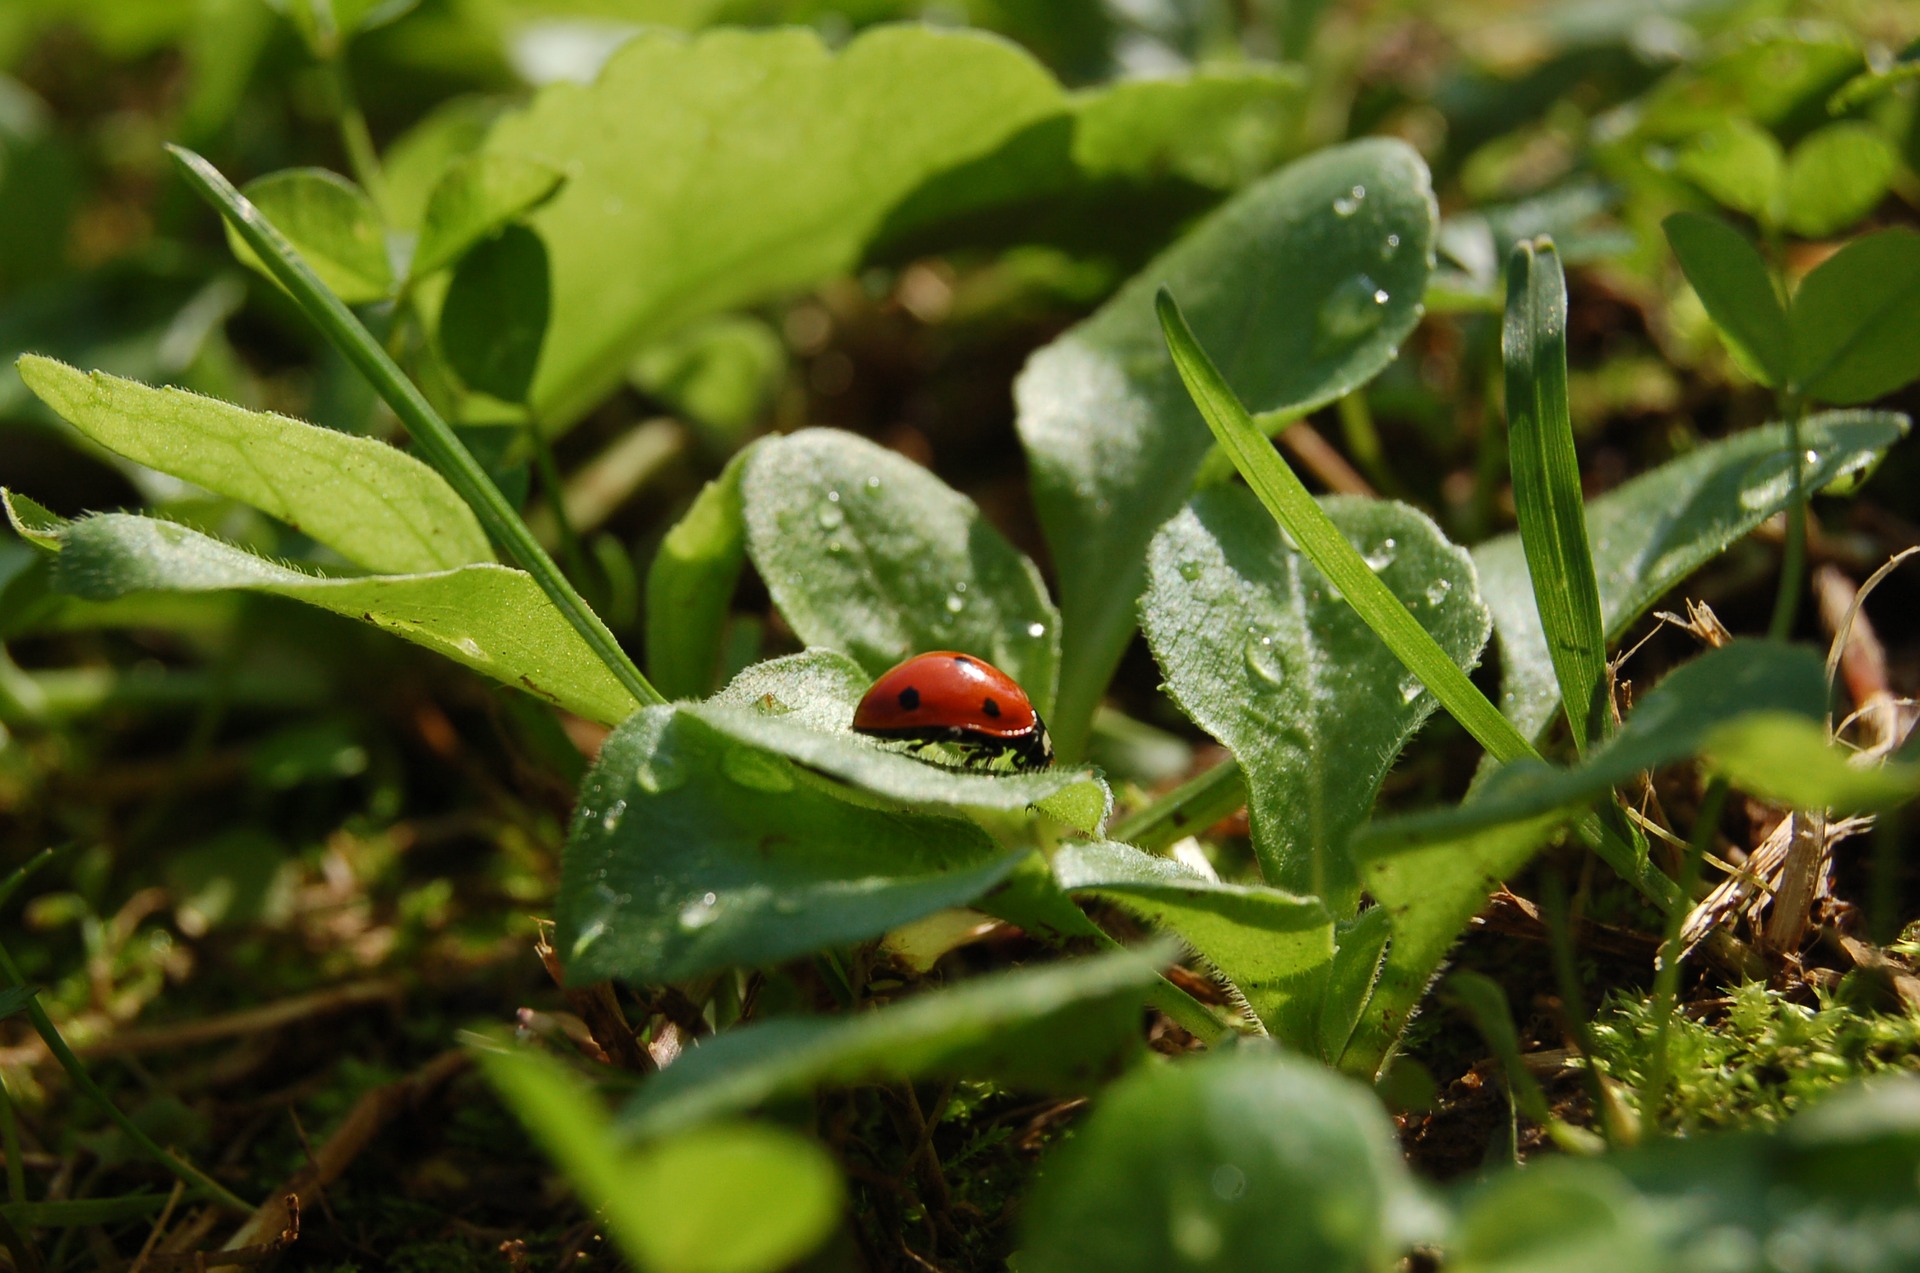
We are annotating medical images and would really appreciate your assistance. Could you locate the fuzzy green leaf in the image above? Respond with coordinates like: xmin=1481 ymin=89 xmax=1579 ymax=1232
xmin=15 ymin=356 xmax=492 ymax=573
xmin=1790 ymin=228 xmax=1920 ymax=405
xmin=618 ymin=947 xmax=1162 ymax=1139
xmin=1142 ymin=486 xmax=1489 ymax=910
xmin=742 ymin=429 xmax=1059 ymax=711
xmin=558 ymin=705 xmax=1026 ymax=984
xmin=1019 ymin=138 xmax=1436 ymax=757
xmin=410 ymin=153 xmax=563 ymax=279
xmin=226 ymin=168 xmax=392 ymax=303
xmin=1477 ymin=411 xmax=1909 ymax=743
xmin=1017 ymin=1050 xmax=1429 ymax=1273
xmin=1052 ymin=841 xmax=1333 ymax=1043
xmin=699 ymin=651 xmax=1109 ymax=834
xmin=25 ymin=510 xmax=638 ymax=725
xmin=1502 ymin=239 xmax=1607 ymax=751
xmin=1704 ymin=713 xmax=1920 ymax=813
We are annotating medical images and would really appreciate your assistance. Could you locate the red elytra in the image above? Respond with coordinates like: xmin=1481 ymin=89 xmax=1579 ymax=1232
xmin=852 ymin=651 xmax=1053 ymax=771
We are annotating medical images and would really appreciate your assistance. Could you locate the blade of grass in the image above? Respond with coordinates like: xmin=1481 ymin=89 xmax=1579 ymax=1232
xmin=1503 ymin=239 xmax=1607 ymax=754
xmin=165 ymin=145 xmax=661 ymax=712
xmin=0 ymin=939 xmax=255 ymax=1215
xmin=1155 ymin=288 xmax=1533 ymax=766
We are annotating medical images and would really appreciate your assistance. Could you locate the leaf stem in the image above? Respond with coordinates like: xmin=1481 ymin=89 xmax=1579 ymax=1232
xmin=1640 ymin=777 xmax=1727 ymax=1134
xmin=1109 ymin=758 xmax=1248 ymax=854
xmin=0 ymin=939 xmax=255 ymax=1214
xmin=321 ymin=53 xmax=387 ymax=212
xmin=167 ymin=145 xmax=663 ymax=711
xmin=1768 ymin=395 xmax=1808 ymax=642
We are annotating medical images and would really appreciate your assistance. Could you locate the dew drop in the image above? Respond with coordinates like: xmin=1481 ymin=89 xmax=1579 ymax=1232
xmin=722 ymin=747 xmax=795 ymax=792
xmin=1211 ymin=1164 xmax=1247 ymax=1202
xmin=452 ymin=636 xmax=486 ymax=660
xmin=1399 ymin=675 xmax=1425 ymax=705
xmin=678 ymin=892 xmax=721 ymax=930
xmin=1026 ymin=622 xmax=1046 ymax=638
xmin=570 ymin=918 xmax=608 ymax=960
xmin=864 ymin=475 xmax=882 ymax=490
xmin=1243 ymin=634 xmax=1285 ymax=686
xmin=1316 ymin=275 xmax=1389 ymax=351
xmin=1332 ymin=184 xmax=1367 ymax=217
xmin=944 ymin=593 xmax=966 ymax=614
xmin=1803 ymin=449 xmax=1821 ymax=467
xmin=1178 ymin=560 xmax=1204 ymax=581
xmin=1365 ymin=538 xmax=1398 ymax=571
xmin=600 ymin=799 xmax=627 ymax=832
xmin=817 ymin=503 xmax=845 ymax=531
xmin=1424 ymin=579 xmax=1453 ymax=606
xmin=1381 ymin=232 xmax=1401 ymax=261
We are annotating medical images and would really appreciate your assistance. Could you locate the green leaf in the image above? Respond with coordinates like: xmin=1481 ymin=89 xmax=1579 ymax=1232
xmin=1019 ymin=138 xmax=1436 ymax=757
xmin=699 ymin=651 xmax=1110 ymax=834
xmin=1447 ymin=1160 xmax=1664 ymax=1273
xmin=1344 ymin=640 xmax=1830 ymax=1075
xmin=629 ymin=316 xmax=786 ymax=439
xmin=1156 ymin=291 xmax=1529 ymax=771
xmin=1674 ymin=119 xmax=1784 ymax=222
xmin=1051 ymin=841 xmax=1332 ymax=1043
xmin=1477 ymin=411 xmax=1909 ymax=743
xmin=742 ymin=429 xmax=1059 ymax=711
xmin=487 ymin=25 xmax=1069 ymax=425
xmin=15 ymin=356 xmax=493 ymax=573
xmin=1016 ymin=1050 xmax=1428 ymax=1273
xmin=1142 ymin=486 xmax=1489 ymax=909
xmin=618 ymin=946 xmax=1162 ymax=1139
xmin=558 ymin=705 xmax=1027 ymax=984
xmin=438 ymin=224 xmax=550 ymax=404
xmin=26 ymin=510 xmax=639 ymax=725
xmin=410 ymin=154 xmax=564 ymax=280
xmin=1782 ymin=122 xmax=1898 ymax=240
xmin=1319 ymin=906 xmax=1391 ymax=1067
xmin=1663 ymin=211 xmax=1790 ymax=388
xmin=479 ymin=1044 xmax=841 ymax=1273
xmin=1703 ymin=713 xmax=1920 ymax=813
xmin=1790 ymin=228 xmax=1920 ymax=405
xmin=1502 ymin=239 xmax=1607 ymax=752
xmin=647 ymin=448 xmax=750 ymax=700
xmin=226 ymin=168 xmax=392 ymax=304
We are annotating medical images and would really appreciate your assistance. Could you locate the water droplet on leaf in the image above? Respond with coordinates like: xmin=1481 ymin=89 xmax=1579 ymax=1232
xmin=1316 ymin=275 xmax=1389 ymax=352
xmin=1243 ymin=634 xmax=1285 ymax=686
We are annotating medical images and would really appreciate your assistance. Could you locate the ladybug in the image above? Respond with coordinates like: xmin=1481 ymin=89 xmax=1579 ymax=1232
xmin=852 ymin=651 xmax=1053 ymax=772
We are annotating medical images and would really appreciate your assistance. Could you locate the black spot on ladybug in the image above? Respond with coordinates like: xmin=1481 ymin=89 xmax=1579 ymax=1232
xmin=982 ymin=697 xmax=1001 ymax=718
xmin=897 ymin=686 xmax=921 ymax=711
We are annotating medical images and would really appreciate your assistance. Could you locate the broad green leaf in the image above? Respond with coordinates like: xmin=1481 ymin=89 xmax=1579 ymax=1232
xmin=24 ymin=510 xmax=639 ymax=725
xmin=1142 ymin=486 xmax=1489 ymax=909
xmin=1477 ymin=411 xmax=1909 ymax=743
xmin=742 ymin=429 xmax=1058 ymax=711
xmin=15 ymin=356 xmax=493 ymax=573
xmin=1017 ymin=1050 xmax=1429 ymax=1273
xmin=1782 ymin=123 xmax=1897 ymax=240
xmin=1448 ymin=1160 xmax=1665 ymax=1273
xmin=1790 ymin=228 xmax=1920 ymax=405
xmin=647 ymin=448 xmax=750 ymax=700
xmin=226 ymin=168 xmax=392 ymax=304
xmin=377 ymin=96 xmax=502 ymax=230
xmin=487 ymin=25 xmax=1068 ymax=425
xmin=1674 ymin=120 xmax=1784 ymax=222
xmin=558 ymin=705 xmax=1026 ymax=984
xmin=410 ymin=153 xmax=564 ymax=280
xmin=1156 ymin=292 xmax=1528 ymax=770
xmin=1503 ymin=239 xmax=1606 ymax=752
xmin=1704 ymin=713 xmax=1920 ymax=813
xmin=1051 ymin=840 xmax=1332 ymax=1043
xmin=618 ymin=946 xmax=1162 ymax=1139
xmin=1663 ymin=211 xmax=1790 ymax=388
xmin=1344 ymin=640 xmax=1830 ymax=1075
xmin=1019 ymin=138 xmax=1436 ymax=758
xmin=438 ymin=223 xmax=550 ymax=404
xmin=480 ymin=1045 xmax=841 ymax=1273
xmin=700 ymin=651 xmax=1110 ymax=834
